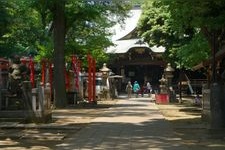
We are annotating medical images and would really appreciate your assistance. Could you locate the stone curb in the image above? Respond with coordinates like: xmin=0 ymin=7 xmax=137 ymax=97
xmin=0 ymin=122 xmax=82 ymax=130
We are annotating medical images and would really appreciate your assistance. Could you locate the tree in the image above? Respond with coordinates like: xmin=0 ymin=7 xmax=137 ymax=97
xmin=137 ymin=1 xmax=210 ymax=69
xmin=50 ymin=0 xmax=67 ymax=108
xmin=164 ymin=0 xmax=225 ymax=128
xmin=0 ymin=0 xmax=42 ymax=57
xmin=64 ymin=0 xmax=130 ymax=68
xmin=0 ymin=0 xmax=15 ymax=56
xmin=33 ymin=0 xmax=131 ymax=108
xmin=1 ymin=0 xmax=131 ymax=108
xmin=139 ymin=0 xmax=225 ymax=128
xmin=138 ymin=1 xmax=174 ymax=48
xmin=164 ymin=0 xmax=225 ymax=75
xmin=51 ymin=0 xmax=131 ymax=107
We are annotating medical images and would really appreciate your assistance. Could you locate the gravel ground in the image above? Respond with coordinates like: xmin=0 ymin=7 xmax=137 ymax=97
xmin=156 ymin=97 xmax=225 ymax=150
xmin=0 ymin=99 xmax=118 ymax=150
xmin=0 ymin=97 xmax=225 ymax=149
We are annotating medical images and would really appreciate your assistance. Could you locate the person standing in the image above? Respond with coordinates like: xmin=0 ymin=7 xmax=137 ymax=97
xmin=126 ymin=81 xmax=132 ymax=99
xmin=133 ymin=81 xmax=140 ymax=98
xmin=141 ymin=84 xmax=146 ymax=97
xmin=146 ymin=82 xmax=152 ymax=97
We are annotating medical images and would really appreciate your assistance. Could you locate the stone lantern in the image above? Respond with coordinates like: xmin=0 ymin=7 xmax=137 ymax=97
xmin=164 ymin=63 xmax=174 ymax=88
xmin=155 ymin=74 xmax=169 ymax=104
xmin=159 ymin=75 xmax=167 ymax=94
xmin=156 ymin=63 xmax=175 ymax=104
xmin=164 ymin=63 xmax=175 ymax=102
xmin=100 ymin=63 xmax=110 ymax=85
xmin=100 ymin=63 xmax=110 ymax=99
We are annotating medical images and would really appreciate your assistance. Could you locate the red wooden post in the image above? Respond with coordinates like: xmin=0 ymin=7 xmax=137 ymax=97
xmin=65 ymin=67 xmax=69 ymax=91
xmin=87 ymin=54 xmax=92 ymax=102
xmin=88 ymin=55 xmax=97 ymax=103
xmin=0 ymin=58 xmax=9 ymax=88
xmin=20 ymin=57 xmax=35 ymax=87
xmin=71 ymin=55 xmax=76 ymax=90
xmin=87 ymin=54 xmax=97 ymax=103
xmin=71 ymin=55 xmax=79 ymax=91
xmin=20 ymin=59 xmax=26 ymax=65
xmin=92 ymin=59 xmax=96 ymax=101
xmin=41 ymin=60 xmax=46 ymax=85
xmin=29 ymin=57 xmax=35 ymax=88
xmin=77 ymin=59 xmax=81 ymax=90
xmin=49 ymin=62 xmax=53 ymax=96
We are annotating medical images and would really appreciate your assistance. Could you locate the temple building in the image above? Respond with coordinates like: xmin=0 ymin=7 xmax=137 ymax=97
xmin=107 ymin=6 xmax=166 ymax=92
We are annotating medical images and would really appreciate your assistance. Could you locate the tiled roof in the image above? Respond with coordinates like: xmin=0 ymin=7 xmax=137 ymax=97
xmin=110 ymin=9 xmax=142 ymax=41
xmin=106 ymin=39 xmax=165 ymax=54
xmin=107 ymin=7 xmax=165 ymax=54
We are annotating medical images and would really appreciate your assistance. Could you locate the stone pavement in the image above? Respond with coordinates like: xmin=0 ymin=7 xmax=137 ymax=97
xmin=55 ymin=96 xmax=189 ymax=150
xmin=1 ymin=95 xmax=225 ymax=150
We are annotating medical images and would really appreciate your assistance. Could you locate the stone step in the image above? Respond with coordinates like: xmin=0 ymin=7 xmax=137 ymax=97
xmin=0 ymin=110 xmax=27 ymax=118
xmin=0 ymin=129 xmax=66 ymax=140
xmin=0 ymin=118 xmax=25 ymax=122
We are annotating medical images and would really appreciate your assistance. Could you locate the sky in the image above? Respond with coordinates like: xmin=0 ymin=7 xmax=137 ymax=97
xmin=110 ymin=8 xmax=142 ymax=41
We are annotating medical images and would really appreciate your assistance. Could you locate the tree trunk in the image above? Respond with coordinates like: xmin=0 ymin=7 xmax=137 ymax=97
xmin=209 ymin=32 xmax=225 ymax=128
xmin=52 ymin=0 xmax=67 ymax=108
xmin=210 ymin=83 xmax=225 ymax=128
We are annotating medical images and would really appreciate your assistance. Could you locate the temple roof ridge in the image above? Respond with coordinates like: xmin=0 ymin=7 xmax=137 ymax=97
xmin=110 ymin=7 xmax=142 ymax=41
xmin=107 ymin=5 xmax=166 ymax=54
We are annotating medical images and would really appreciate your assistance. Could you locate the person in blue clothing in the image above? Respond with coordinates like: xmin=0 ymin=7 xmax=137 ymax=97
xmin=133 ymin=81 xmax=140 ymax=98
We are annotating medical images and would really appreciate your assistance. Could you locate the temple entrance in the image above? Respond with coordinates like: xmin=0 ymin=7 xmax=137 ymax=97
xmin=111 ymin=64 xmax=164 ymax=93
xmin=124 ymin=65 xmax=163 ymax=86
xmin=106 ymin=6 xmax=167 ymax=95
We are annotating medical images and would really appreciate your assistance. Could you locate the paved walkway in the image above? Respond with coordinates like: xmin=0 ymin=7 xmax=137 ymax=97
xmin=56 ymin=97 xmax=189 ymax=150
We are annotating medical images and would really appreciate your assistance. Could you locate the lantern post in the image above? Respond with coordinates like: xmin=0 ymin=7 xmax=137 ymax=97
xmin=164 ymin=63 xmax=175 ymax=102
xmin=100 ymin=63 xmax=110 ymax=99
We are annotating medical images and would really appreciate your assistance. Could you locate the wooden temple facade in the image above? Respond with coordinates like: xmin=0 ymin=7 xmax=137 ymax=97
xmin=107 ymin=7 xmax=166 ymax=92
xmin=108 ymin=44 xmax=166 ymax=92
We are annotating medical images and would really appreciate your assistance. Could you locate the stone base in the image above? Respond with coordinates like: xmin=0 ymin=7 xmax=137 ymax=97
xmin=0 ymin=110 xmax=52 ymax=123
xmin=155 ymin=94 xmax=169 ymax=104
xmin=201 ymin=109 xmax=211 ymax=123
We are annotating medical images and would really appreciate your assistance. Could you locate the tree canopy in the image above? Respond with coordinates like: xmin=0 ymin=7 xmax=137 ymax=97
xmin=0 ymin=0 xmax=42 ymax=57
xmin=138 ymin=0 xmax=225 ymax=69
xmin=138 ymin=0 xmax=225 ymax=129
xmin=0 ymin=0 xmax=132 ymax=108
xmin=0 ymin=0 xmax=131 ymax=66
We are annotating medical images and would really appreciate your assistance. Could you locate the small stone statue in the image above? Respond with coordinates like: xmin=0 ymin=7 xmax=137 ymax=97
xmin=8 ymin=55 xmax=29 ymax=97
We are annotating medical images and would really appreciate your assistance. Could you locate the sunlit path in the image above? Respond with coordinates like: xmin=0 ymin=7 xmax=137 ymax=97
xmin=56 ymin=96 xmax=189 ymax=150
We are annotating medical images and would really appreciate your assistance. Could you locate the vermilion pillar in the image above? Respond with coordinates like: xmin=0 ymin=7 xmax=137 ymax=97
xmin=65 ymin=67 xmax=69 ymax=91
xmin=41 ymin=60 xmax=46 ymax=85
xmin=29 ymin=58 xmax=35 ymax=88
xmin=87 ymin=54 xmax=96 ymax=103
xmin=92 ymin=59 xmax=96 ymax=101
xmin=20 ymin=57 xmax=35 ymax=88
xmin=87 ymin=54 xmax=92 ymax=102
xmin=71 ymin=55 xmax=80 ymax=91
xmin=49 ymin=62 xmax=53 ymax=96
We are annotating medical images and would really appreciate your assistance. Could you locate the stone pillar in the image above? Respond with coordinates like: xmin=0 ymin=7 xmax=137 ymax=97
xmin=100 ymin=63 xmax=110 ymax=99
xmin=22 ymin=81 xmax=33 ymax=111
xmin=159 ymin=75 xmax=167 ymax=94
xmin=164 ymin=63 xmax=175 ymax=102
xmin=202 ymin=84 xmax=210 ymax=122
xmin=30 ymin=82 xmax=52 ymax=122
